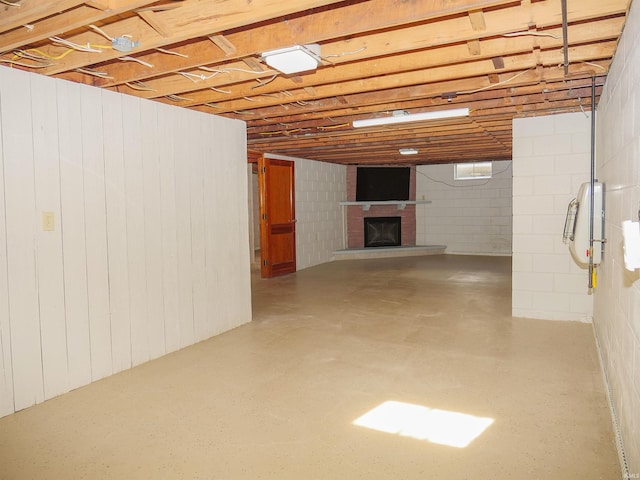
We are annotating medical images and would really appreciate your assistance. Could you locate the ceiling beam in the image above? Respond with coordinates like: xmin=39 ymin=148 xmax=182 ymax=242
xmin=178 ymin=42 xmax=615 ymax=115
xmin=59 ymin=0 xmax=522 ymax=88
xmin=0 ymin=0 xmax=86 ymax=34
xmin=122 ymin=15 xmax=622 ymax=101
xmin=0 ymin=1 xmax=161 ymax=52
xmin=28 ymin=0 xmax=353 ymax=76
xmin=67 ymin=0 xmax=627 ymax=91
xmin=242 ymin=74 xmax=605 ymax=142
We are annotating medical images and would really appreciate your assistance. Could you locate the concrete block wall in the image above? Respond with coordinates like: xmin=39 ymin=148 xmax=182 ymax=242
xmin=346 ymin=165 xmax=417 ymax=248
xmin=415 ymin=161 xmax=512 ymax=254
xmin=512 ymin=112 xmax=594 ymax=321
xmin=594 ymin=0 xmax=640 ymax=472
xmin=265 ymin=154 xmax=345 ymax=270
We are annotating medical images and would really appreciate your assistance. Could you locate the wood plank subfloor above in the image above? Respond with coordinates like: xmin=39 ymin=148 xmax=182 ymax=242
xmin=1 ymin=0 xmax=631 ymax=164
xmin=0 ymin=255 xmax=620 ymax=479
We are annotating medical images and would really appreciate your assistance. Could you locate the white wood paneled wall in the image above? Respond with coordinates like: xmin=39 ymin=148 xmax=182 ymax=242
xmin=0 ymin=67 xmax=252 ymax=417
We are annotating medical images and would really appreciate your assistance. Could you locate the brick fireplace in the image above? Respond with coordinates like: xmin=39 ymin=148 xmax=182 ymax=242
xmin=346 ymin=165 xmax=416 ymax=249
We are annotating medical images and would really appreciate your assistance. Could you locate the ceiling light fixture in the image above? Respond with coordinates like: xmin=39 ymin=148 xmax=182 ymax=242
xmin=399 ymin=148 xmax=419 ymax=155
xmin=353 ymin=107 xmax=470 ymax=128
xmin=261 ymin=44 xmax=321 ymax=74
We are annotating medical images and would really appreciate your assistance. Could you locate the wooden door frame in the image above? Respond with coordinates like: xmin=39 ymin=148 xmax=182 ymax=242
xmin=247 ymin=151 xmax=261 ymax=267
xmin=253 ymin=153 xmax=296 ymax=278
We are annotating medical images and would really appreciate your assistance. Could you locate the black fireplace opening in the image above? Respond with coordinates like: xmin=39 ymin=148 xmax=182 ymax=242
xmin=364 ymin=216 xmax=401 ymax=248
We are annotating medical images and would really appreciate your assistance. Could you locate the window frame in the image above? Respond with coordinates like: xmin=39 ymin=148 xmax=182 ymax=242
xmin=454 ymin=161 xmax=493 ymax=180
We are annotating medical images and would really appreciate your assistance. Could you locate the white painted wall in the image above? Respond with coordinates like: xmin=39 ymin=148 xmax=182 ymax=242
xmin=0 ymin=67 xmax=252 ymax=418
xmin=265 ymin=154 xmax=345 ymax=270
xmin=594 ymin=0 xmax=640 ymax=471
xmin=415 ymin=161 xmax=512 ymax=254
xmin=512 ymin=112 xmax=594 ymax=321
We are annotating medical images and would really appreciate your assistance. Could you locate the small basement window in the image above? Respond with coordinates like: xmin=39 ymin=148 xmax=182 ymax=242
xmin=454 ymin=162 xmax=492 ymax=180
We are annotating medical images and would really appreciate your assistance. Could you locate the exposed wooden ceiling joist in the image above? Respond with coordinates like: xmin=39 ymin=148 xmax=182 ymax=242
xmin=0 ymin=0 xmax=631 ymax=165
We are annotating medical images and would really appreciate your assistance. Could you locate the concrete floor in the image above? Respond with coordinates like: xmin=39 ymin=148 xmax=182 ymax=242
xmin=0 ymin=255 xmax=620 ymax=479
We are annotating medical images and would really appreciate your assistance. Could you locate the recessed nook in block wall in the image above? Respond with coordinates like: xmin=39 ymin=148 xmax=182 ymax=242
xmin=345 ymin=166 xmax=418 ymax=249
xmin=333 ymin=166 xmax=446 ymax=259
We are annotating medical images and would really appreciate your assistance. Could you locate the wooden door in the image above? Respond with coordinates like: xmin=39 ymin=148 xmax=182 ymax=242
xmin=258 ymin=156 xmax=296 ymax=278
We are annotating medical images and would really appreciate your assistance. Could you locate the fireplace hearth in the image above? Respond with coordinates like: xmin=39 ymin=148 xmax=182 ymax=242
xmin=364 ymin=216 xmax=401 ymax=248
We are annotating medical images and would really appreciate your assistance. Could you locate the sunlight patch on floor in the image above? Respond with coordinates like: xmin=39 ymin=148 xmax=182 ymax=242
xmin=353 ymin=400 xmax=494 ymax=448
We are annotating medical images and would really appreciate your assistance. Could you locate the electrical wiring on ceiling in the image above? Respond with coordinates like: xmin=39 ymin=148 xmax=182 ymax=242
xmin=88 ymin=24 xmax=114 ymax=41
xmin=6 ymin=37 xmax=113 ymax=70
xmin=200 ymin=66 xmax=276 ymax=76
xmin=287 ymin=100 xmax=313 ymax=108
xmin=578 ymin=61 xmax=607 ymax=71
xmin=456 ymin=68 xmax=534 ymax=95
xmin=155 ymin=47 xmax=188 ymax=58
xmin=50 ymin=36 xmax=109 ymax=53
xmin=118 ymin=56 xmax=153 ymax=68
xmin=257 ymin=121 xmax=348 ymax=136
xmin=503 ymin=31 xmax=560 ymax=39
xmin=252 ymin=74 xmax=278 ymax=89
xmin=124 ymin=80 xmax=155 ymax=91
xmin=178 ymin=66 xmax=277 ymax=86
xmin=166 ymin=94 xmax=193 ymax=102
xmin=417 ymin=162 xmax=513 ymax=188
xmin=317 ymin=123 xmax=350 ymax=130
xmin=317 ymin=46 xmax=368 ymax=67
xmin=232 ymin=110 xmax=257 ymax=115
xmin=88 ymin=24 xmax=139 ymax=52
xmin=258 ymin=128 xmax=307 ymax=136
xmin=0 ymin=58 xmax=50 ymax=68
xmin=323 ymin=46 xmax=367 ymax=59
xmin=210 ymin=86 xmax=232 ymax=94
xmin=198 ymin=65 xmax=279 ymax=92
xmin=178 ymin=71 xmax=216 ymax=82
xmin=74 ymin=67 xmax=112 ymax=79
xmin=12 ymin=49 xmax=52 ymax=63
xmin=18 ymin=47 xmax=74 ymax=61
xmin=196 ymin=66 xmax=227 ymax=76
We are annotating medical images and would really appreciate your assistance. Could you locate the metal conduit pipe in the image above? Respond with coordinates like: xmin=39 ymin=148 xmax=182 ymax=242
xmin=562 ymin=0 xmax=569 ymax=76
xmin=589 ymin=77 xmax=596 ymax=289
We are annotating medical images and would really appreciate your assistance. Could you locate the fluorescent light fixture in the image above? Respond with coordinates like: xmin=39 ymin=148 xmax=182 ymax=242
xmin=261 ymin=44 xmax=321 ymax=74
xmin=353 ymin=107 xmax=470 ymax=128
xmin=399 ymin=148 xmax=419 ymax=155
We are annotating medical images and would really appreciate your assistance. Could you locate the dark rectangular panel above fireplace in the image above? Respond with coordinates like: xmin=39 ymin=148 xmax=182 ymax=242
xmin=356 ymin=167 xmax=410 ymax=201
xmin=364 ymin=216 xmax=401 ymax=248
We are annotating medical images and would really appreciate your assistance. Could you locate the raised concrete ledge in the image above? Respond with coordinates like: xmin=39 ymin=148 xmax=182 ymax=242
xmin=332 ymin=245 xmax=446 ymax=261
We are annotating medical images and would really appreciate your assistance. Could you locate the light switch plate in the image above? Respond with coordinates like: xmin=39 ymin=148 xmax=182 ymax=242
xmin=42 ymin=211 xmax=55 ymax=231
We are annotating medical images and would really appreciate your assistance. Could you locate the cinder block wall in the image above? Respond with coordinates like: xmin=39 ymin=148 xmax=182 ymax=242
xmin=294 ymin=157 xmax=345 ymax=269
xmin=594 ymin=0 xmax=640 ymax=470
xmin=512 ymin=112 xmax=594 ymax=321
xmin=415 ymin=161 xmax=512 ymax=254
xmin=264 ymin=154 xmax=345 ymax=270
